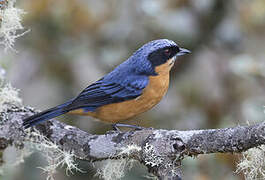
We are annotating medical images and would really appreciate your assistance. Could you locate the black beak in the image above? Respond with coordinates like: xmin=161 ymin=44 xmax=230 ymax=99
xmin=177 ymin=48 xmax=191 ymax=56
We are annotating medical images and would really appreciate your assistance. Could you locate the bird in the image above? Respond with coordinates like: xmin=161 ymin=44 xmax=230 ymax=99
xmin=23 ymin=39 xmax=190 ymax=130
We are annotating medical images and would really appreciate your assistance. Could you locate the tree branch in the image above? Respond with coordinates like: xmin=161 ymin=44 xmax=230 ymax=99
xmin=0 ymin=104 xmax=265 ymax=179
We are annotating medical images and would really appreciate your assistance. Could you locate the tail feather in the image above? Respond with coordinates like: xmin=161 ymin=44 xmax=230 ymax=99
xmin=23 ymin=101 xmax=72 ymax=128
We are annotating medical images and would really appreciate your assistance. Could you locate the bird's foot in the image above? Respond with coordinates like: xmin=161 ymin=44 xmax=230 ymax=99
xmin=112 ymin=123 xmax=144 ymax=131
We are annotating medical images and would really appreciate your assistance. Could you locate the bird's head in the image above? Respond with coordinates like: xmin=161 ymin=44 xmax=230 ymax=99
xmin=131 ymin=39 xmax=190 ymax=75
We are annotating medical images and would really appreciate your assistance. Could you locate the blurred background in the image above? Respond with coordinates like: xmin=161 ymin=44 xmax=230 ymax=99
xmin=1 ymin=0 xmax=265 ymax=179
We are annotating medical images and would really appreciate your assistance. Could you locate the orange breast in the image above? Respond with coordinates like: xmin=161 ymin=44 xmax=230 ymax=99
xmin=69 ymin=58 xmax=174 ymax=123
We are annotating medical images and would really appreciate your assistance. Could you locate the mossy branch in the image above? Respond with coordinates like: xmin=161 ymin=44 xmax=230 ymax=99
xmin=1 ymin=102 xmax=265 ymax=179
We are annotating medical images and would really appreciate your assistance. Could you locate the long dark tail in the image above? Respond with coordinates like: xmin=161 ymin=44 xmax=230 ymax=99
xmin=23 ymin=101 xmax=72 ymax=128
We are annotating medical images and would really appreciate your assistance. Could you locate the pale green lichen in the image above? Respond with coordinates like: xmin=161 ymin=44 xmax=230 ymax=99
xmin=96 ymin=144 xmax=141 ymax=180
xmin=0 ymin=65 xmax=22 ymax=114
xmin=236 ymin=145 xmax=265 ymax=180
xmin=0 ymin=83 xmax=22 ymax=113
xmin=0 ymin=70 xmax=80 ymax=180
xmin=236 ymin=108 xmax=265 ymax=180
xmin=26 ymin=131 xmax=83 ymax=180
xmin=0 ymin=0 xmax=29 ymax=51
xmin=118 ymin=144 xmax=141 ymax=156
xmin=96 ymin=158 xmax=136 ymax=180
xmin=143 ymin=143 xmax=163 ymax=167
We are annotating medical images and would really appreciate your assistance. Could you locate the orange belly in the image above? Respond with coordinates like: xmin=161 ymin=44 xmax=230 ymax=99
xmin=69 ymin=59 xmax=173 ymax=123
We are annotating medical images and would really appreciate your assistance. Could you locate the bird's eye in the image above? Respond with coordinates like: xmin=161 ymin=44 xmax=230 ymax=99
xmin=164 ymin=49 xmax=171 ymax=56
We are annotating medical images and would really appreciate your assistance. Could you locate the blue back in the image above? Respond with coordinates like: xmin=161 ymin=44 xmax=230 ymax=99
xmin=65 ymin=39 xmax=177 ymax=112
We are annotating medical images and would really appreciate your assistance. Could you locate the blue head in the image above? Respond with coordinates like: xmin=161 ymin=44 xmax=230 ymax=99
xmin=127 ymin=39 xmax=190 ymax=75
xmin=104 ymin=39 xmax=190 ymax=82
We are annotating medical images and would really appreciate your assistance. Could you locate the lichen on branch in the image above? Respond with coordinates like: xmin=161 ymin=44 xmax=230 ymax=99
xmin=0 ymin=0 xmax=29 ymax=51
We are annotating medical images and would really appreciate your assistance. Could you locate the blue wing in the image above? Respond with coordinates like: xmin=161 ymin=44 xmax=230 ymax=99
xmin=65 ymin=75 xmax=149 ymax=112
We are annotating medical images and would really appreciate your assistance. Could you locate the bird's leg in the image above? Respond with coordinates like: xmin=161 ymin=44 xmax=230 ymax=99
xmin=112 ymin=123 xmax=144 ymax=131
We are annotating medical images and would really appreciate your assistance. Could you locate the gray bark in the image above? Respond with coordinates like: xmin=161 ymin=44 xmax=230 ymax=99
xmin=0 ymin=104 xmax=265 ymax=179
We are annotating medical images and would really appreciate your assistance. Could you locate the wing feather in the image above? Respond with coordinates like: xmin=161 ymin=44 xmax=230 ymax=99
xmin=65 ymin=76 xmax=149 ymax=112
